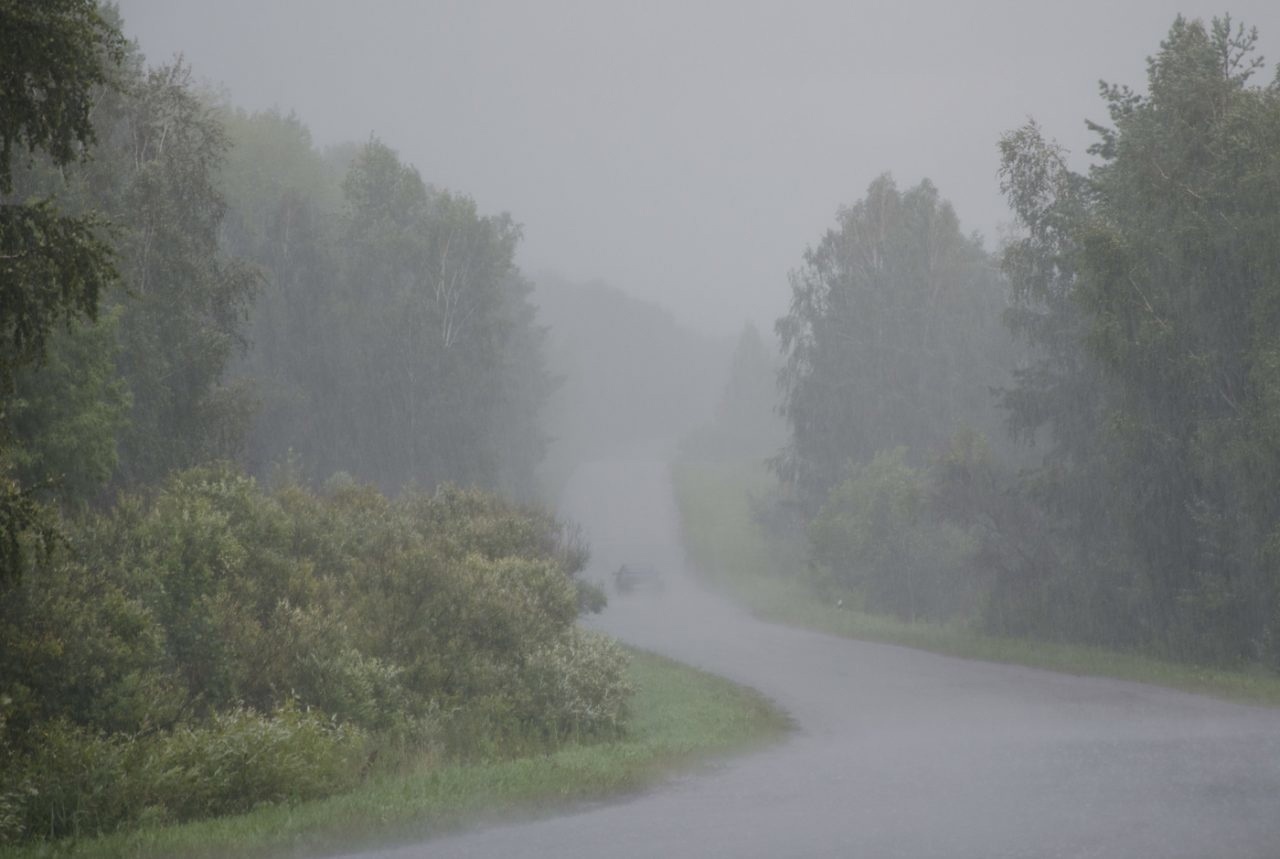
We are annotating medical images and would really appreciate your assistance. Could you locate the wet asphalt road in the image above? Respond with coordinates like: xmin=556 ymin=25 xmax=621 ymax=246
xmin=344 ymin=458 xmax=1280 ymax=858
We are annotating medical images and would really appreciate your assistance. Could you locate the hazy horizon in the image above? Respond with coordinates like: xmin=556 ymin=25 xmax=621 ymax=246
xmin=116 ymin=0 xmax=1280 ymax=336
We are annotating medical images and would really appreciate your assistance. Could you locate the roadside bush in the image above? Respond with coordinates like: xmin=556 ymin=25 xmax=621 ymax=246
xmin=520 ymin=629 xmax=632 ymax=740
xmin=0 ymin=784 xmax=21 ymax=844
xmin=0 ymin=464 xmax=627 ymax=846
xmin=0 ymin=556 xmax=180 ymax=739
xmin=8 ymin=705 xmax=367 ymax=841
xmin=259 ymin=601 xmax=409 ymax=730
xmin=142 ymin=704 xmax=367 ymax=822
xmin=10 ymin=719 xmax=137 ymax=842
xmin=929 ymin=432 xmax=1149 ymax=646
xmin=125 ymin=467 xmax=316 ymax=715
xmin=810 ymin=448 xmax=976 ymax=622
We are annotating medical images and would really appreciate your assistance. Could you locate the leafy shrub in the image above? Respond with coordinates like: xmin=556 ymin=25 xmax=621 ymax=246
xmin=929 ymin=431 xmax=1151 ymax=646
xmin=141 ymin=704 xmax=367 ymax=822
xmin=7 ymin=705 xmax=366 ymax=841
xmin=0 ymin=555 xmax=181 ymax=739
xmin=10 ymin=719 xmax=138 ymax=842
xmin=0 ymin=465 xmax=629 ymax=845
xmin=520 ymin=629 xmax=632 ymax=740
xmin=258 ymin=601 xmax=409 ymax=730
xmin=810 ymin=448 xmax=976 ymax=621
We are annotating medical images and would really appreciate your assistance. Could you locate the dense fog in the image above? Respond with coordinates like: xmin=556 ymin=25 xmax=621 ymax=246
xmin=4 ymin=2 xmax=1280 ymax=855
xmin=112 ymin=0 xmax=1280 ymax=336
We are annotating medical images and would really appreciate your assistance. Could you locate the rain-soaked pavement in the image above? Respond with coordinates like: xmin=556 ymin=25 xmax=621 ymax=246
xmin=344 ymin=457 xmax=1280 ymax=858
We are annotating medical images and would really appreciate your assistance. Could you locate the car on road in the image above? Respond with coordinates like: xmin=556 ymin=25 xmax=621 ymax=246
xmin=614 ymin=563 xmax=662 ymax=594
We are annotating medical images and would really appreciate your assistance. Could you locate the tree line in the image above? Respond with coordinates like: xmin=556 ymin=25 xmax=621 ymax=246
xmin=0 ymin=1 xmax=619 ymax=844
xmin=3 ymin=19 xmax=550 ymax=517
xmin=774 ymin=16 xmax=1280 ymax=667
xmin=220 ymin=112 xmax=552 ymax=498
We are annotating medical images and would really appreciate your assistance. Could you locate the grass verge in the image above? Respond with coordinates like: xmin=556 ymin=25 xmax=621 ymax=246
xmin=672 ymin=458 xmax=1280 ymax=708
xmin=1 ymin=650 xmax=788 ymax=859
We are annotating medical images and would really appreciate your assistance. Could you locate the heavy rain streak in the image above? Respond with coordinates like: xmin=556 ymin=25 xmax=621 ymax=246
xmin=5 ymin=1 xmax=1280 ymax=857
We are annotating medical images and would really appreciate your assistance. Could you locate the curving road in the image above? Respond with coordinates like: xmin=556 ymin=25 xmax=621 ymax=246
xmin=348 ymin=458 xmax=1280 ymax=858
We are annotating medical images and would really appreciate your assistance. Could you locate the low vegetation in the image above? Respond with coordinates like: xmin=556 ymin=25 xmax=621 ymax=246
xmin=1 ymin=8 xmax=785 ymax=854
xmin=0 ymin=651 xmax=787 ymax=859
xmin=8 ymin=4 xmax=1280 ymax=853
xmin=673 ymin=460 xmax=1280 ymax=707
xmin=764 ymin=18 xmax=1280 ymax=671
xmin=0 ymin=466 xmax=625 ymax=847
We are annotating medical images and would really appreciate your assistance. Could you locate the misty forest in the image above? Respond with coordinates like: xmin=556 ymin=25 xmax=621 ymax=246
xmin=3 ymin=2 xmax=1280 ymax=855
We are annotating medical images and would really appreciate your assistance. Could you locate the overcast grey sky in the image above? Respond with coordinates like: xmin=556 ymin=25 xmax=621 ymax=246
xmin=115 ymin=0 xmax=1280 ymax=336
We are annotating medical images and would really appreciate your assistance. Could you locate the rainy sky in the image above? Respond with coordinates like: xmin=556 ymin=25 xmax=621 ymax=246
xmin=115 ymin=0 xmax=1280 ymax=336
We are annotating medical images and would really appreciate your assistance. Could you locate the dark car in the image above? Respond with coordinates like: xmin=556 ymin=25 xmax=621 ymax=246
xmin=613 ymin=563 xmax=662 ymax=594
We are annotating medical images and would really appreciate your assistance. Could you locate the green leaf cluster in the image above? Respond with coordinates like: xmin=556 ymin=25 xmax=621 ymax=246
xmin=996 ymin=16 xmax=1280 ymax=662
xmin=0 ymin=0 xmax=124 ymax=584
xmin=220 ymin=118 xmax=553 ymax=500
xmin=0 ymin=467 xmax=627 ymax=843
xmin=777 ymin=16 xmax=1280 ymax=667
xmin=775 ymin=175 xmax=1012 ymax=510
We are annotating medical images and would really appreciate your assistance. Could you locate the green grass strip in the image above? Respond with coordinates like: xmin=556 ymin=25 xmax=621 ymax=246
xmin=2 ymin=651 xmax=788 ymax=859
xmin=672 ymin=459 xmax=1280 ymax=708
